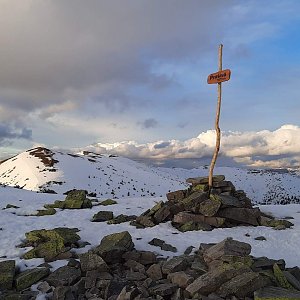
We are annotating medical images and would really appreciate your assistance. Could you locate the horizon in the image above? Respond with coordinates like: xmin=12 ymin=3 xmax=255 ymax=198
xmin=1 ymin=1 xmax=300 ymax=169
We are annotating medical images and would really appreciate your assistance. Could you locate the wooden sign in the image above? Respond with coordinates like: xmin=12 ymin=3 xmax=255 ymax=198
xmin=207 ymin=69 xmax=231 ymax=84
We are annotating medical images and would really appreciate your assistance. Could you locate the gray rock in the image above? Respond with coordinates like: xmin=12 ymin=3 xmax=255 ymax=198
xmin=167 ymin=271 xmax=193 ymax=288
xmin=150 ymin=283 xmax=178 ymax=296
xmin=218 ymin=194 xmax=244 ymax=208
xmin=125 ymin=271 xmax=147 ymax=281
xmin=46 ymin=266 xmax=81 ymax=287
xmin=252 ymin=257 xmax=285 ymax=271
xmin=254 ymin=286 xmax=300 ymax=299
xmin=162 ymin=257 xmax=188 ymax=274
xmin=92 ymin=211 xmax=114 ymax=222
xmin=166 ymin=190 xmax=186 ymax=202
xmin=116 ymin=286 xmax=140 ymax=300
xmin=153 ymin=206 xmax=171 ymax=223
xmin=0 ymin=260 xmax=15 ymax=290
xmin=146 ymin=264 xmax=163 ymax=281
xmin=255 ymin=236 xmax=266 ymax=241
xmin=37 ymin=281 xmax=52 ymax=293
xmin=217 ymin=271 xmax=271 ymax=297
xmin=203 ymin=237 xmax=251 ymax=263
xmin=135 ymin=216 xmax=156 ymax=227
xmin=283 ymin=271 xmax=300 ymax=290
xmin=288 ymin=267 xmax=300 ymax=282
xmin=122 ymin=250 xmax=157 ymax=265
xmin=218 ymin=207 xmax=260 ymax=226
xmin=94 ymin=231 xmax=134 ymax=263
xmin=53 ymin=286 xmax=75 ymax=300
xmin=186 ymin=175 xmax=225 ymax=185
xmin=80 ymin=252 xmax=109 ymax=272
xmin=186 ymin=265 xmax=250 ymax=296
xmin=1 ymin=291 xmax=39 ymax=300
xmin=198 ymin=195 xmax=222 ymax=217
xmin=148 ymin=238 xmax=177 ymax=252
xmin=124 ymin=259 xmax=145 ymax=273
xmin=15 ymin=267 xmax=50 ymax=291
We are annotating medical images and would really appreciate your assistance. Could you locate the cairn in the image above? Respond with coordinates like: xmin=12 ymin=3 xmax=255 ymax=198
xmin=132 ymin=175 xmax=293 ymax=231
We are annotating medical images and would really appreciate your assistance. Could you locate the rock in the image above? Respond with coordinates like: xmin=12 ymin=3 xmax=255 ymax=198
xmin=186 ymin=175 xmax=225 ymax=185
xmin=0 ymin=260 xmax=15 ymax=290
xmin=148 ymin=238 xmax=177 ymax=252
xmin=85 ymin=269 xmax=112 ymax=289
xmin=181 ymin=191 xmax=208 ymax=212
xmin=252 ymin=257 xmax=285 ymax=271
xmin=135 ymin=216 xmax=156 ymax=227
xmin=80 ymin=252 xmax=109 ymax=272
xmin=173 ymin=211 xmax=225 ymax=227
xmin=216 ymin=271 xmax=271 ymax=298
xmin=2 ymin=291 xmax=39 ymax=299
xmin=264 ymin=219 xmax=294 ymax=229
xmin=217 ymin=194 xmax=244 ymax=208
xmin=283 ymin=271 xmax=300 ymax=290
xmin=125 ymin=271 xmax=147 ymax=281
xmin=186 ymin=264 xmax=250 ymax=296
xmin=167 ymin=271 xmax=193 ymax=288
xmin=46 ymin=266 xmax=81 ymax=287
xmin=203 ymin=238 xmax=251 ymax=263
xmin=217 ymin=207 xmax=260 ymax=226
xmin=178 ymin=221 xmax=212 ymax=232
xmin=167 ymin=190 xmax=186 ymax=202
xmin=122 ymin=250 xmax=157 ymax=265
xmin=162 ymin=257 xmax=188 ymax=274
xmin=288 ymin=267 xmax=300 ymax=282
xmin=22 ymin=227 xmax=80 ymax=261
xmin=124 ymin=259 xmax=145 ymax=273
xmin=94 ymin=231 xmax=134 ymax=263
xmin=15 ymin=267 xmax=50 ymax=291
xmin=255 ymin=236 xmax=266 ymax=241
xmin=37 ymin=281 xmax=52 ymax=293
xmin=116 ymin=286 xmax=140 ymax=300
xmin=107 ymin=214 xmax=136 ymax=224
xmin=146 ymin=264 xmax=163 ymax=281
xmin=53 ymin=286 xmax=75 ymax=300
xmin=184 ymin=246 xmax=194 ymax=255
xmin=92 ymin=211 xmax=114 ymax=222
xmin=254 ymin=286 xmax=300 ymax=300
xmin=273 ymin=263 xmax=294 ymax=289
xmin=150 ymin=283 xmax=178 ymax=297
xmin=153 ymin=206 xmax=171 ymax=223
xmin=100 ymin=199 xmax=118 ymax=206
xmin=191 ymin=184 xmax=209 ymax=192
xmin=198 ymin=195 xmax=222 ymax=217
xmin=36 ymin=208 xmax=56 ymax=216
xmin=144 ymin=201 xmax=164 ymax=217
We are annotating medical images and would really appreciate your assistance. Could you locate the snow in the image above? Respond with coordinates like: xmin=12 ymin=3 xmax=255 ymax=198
xmin=0 ymin=185 xmax=300 ymax=271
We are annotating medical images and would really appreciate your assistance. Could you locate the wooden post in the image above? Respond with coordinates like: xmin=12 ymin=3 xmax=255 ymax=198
xmin=208 ymin=44 xmax=223 ymax=194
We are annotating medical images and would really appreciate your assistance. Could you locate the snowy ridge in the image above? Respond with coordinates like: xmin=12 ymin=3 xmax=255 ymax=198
xmin=1 ymin=147 xmax=300 ymax=203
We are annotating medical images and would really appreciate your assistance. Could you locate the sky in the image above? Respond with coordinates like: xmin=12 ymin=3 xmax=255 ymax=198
xmin=1 ymin=0 xmax=300 ymax=168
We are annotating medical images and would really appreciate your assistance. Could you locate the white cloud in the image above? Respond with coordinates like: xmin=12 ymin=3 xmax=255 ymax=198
xmin=82 ymin=124 xmax=300 ymax=168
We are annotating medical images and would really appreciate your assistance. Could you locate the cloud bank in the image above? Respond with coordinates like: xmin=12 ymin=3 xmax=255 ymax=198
xmin=82 ymin=125 xmax=300 ymax=169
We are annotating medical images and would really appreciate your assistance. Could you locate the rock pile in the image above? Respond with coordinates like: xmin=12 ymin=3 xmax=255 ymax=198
xmin=132 ymin=175 xmax=294 ymax=231
xmin=1 ymin=232 xmax=300 ymax=299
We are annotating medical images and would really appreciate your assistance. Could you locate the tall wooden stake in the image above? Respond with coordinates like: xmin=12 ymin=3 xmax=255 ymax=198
xmin=208 ymin=44 xmax=223 ymax=194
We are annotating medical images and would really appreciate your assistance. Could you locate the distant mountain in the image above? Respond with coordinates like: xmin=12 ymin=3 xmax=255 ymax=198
xmin=1 ymin=147 xmax=300 ymax=204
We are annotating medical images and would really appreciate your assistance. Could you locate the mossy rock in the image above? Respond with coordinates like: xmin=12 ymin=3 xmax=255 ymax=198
xmin=45 ymin=200 xmax=65 ymax=209
xmin=36 ymin=208 xmax=56 ymax=216
xmin=146 ymin=201 xmax=164 ymax=217
xmin=191 ymin=184 xmax=208 ymax=193
xmin=65 ymin=190 xmax=86 ymax=202
xmin=181 ymin=191 xmax=208 ymax=211
xmin=0 ymin=260 xmax=15 ymax=290
xmin=107 ymin=214 xmax=130 ymax=224
xmin=178 ymin=221 xmax=212 ymax=232
xmin=266 ymin=219 xmax=294 ymax=229
xmin=198 ymin=194 xmax=222 ymax=217
xmin=23 ymin=228 xmax=80 ymax=261
xmin=273 ymin=263 xmax=294 ymax=289
xmin=221 ymin=255 xmax=254 ymax=269
xmin=15 ymin=267 xmax=50 ymax=291
xmin=100 ymin=199 xmax=118 ymax=206
xmin=82 ymin=199 xmax=93 ymax=208
xmin=4 ymin=204 xmax=20 ymax=209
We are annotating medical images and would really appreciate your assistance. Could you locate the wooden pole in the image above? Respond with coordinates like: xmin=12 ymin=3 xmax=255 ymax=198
xmin=208 ymin=44 xmax=223 ymax=194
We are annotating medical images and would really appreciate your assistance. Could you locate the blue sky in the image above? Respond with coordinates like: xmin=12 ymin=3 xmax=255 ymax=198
xmin=0 ymin=0 xmax=300 ymax=168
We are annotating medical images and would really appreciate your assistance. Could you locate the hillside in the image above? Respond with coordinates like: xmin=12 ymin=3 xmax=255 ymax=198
xmin=1 ymin=147 xmax=300 ymax=204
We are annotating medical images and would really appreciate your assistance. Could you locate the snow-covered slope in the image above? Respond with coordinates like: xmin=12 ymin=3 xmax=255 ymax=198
xmin=0 ymin=147 xmax=188 ymax=198
xmin=1 ymin=147 xmax=300 ymax=204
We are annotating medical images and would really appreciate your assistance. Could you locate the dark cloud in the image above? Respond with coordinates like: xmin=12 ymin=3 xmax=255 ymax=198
xmin=139 ymin=118 xmax=158 ymax=129
xmin=154 ymin=141 xmax=171 ymax=149
xmin=0 ymin=123 xmax=32 ymax=145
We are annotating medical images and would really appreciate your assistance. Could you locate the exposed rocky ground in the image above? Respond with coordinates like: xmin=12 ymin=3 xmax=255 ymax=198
xmin=1 ymin=230 xmax=300 ymax=300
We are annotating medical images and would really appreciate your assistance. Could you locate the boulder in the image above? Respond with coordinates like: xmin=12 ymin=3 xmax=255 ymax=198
xmin=178 ymin=221 xmax=212 ymax=232
xmin=273 ymin=263 xmax=294 ymax=289
xmin=203 ymin=238 xmax=251 ymax=263
xmin=162 ymin=256 xmax=188 ymax=274
xmin=217 ymin=194 xmax=244 ymax=208
xmin=135 ymin=216 xmax=156 ymax=227
xmin=93 ymin=231 xmax=134 ymax=263
xmin=167 ymin=271 xmax=194 ymax=288
xmin=146 ymin=264 xmax=163 ymax=281
xmin=0 ymin=260 xmax=15 ymax=290
xmin=186 ymin=175 xmax=225 ymax=185
xmin=167 ymin=190 xmax=186 ymax=201
xmin=15 ymin=267 xmax=50 ymax=291
xmin=198 ymin=195 xmax=222 ymax=217
xmin=100 ymin=199 xmax=118 ymax=206
xmin=153 ymin=206 xmax=172 ymax=223
xmin=251 ymin=257 xmax=285 ymax=271
xmin=92 ymin=211 xmax=114 ymax=222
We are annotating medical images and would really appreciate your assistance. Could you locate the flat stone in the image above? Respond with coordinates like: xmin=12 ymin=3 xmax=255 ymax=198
xmin=181 ymin=191 xmax=208 ymax=212
xmin=46 ymin=266 xmax=81 ymax=287
xmin=217 ymin=194 xmax=244 ymax=208
xmin=186 ymin=175 xmax=225 ymax=185
xmin=122 ymin=250 xmax=157 ymax=265
xmin=273 ymin=263 xmax=294 ymax=289
xmin=136 ymin=216 xmax=156 ymax=227
xmin=15 ymin=267 xmax=50 ymax=291
xmin=174 ymin=212 xmax=225 ymax=227
xmin=217 ymin=271 xmax=271 ymax=298
xmin=252 ymin=257 xmax=285 ymax=271
xmin=125 ymin=271 xmax=147 ymax=281
xmin=198 ymin=195 xmax=222 ymax=217
xmin=162 ymin=257 xmax=188 ymax=274
xmin=254 ymin=286 xmax=300 ymax=300
xmin=80 ymin=252 xmax=109 ymax=272
xmin=217 ymin=207 xmax=260 ymax=226
xmin=153 ymin=206 xmax=171 ymax=223
xmin=283 ymin=271 xmax=300 ymax=290
xmin=203 ymin=238 xmax=251 ymax=263
xmin=0 ymin=260 xmax=15 ymax=290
